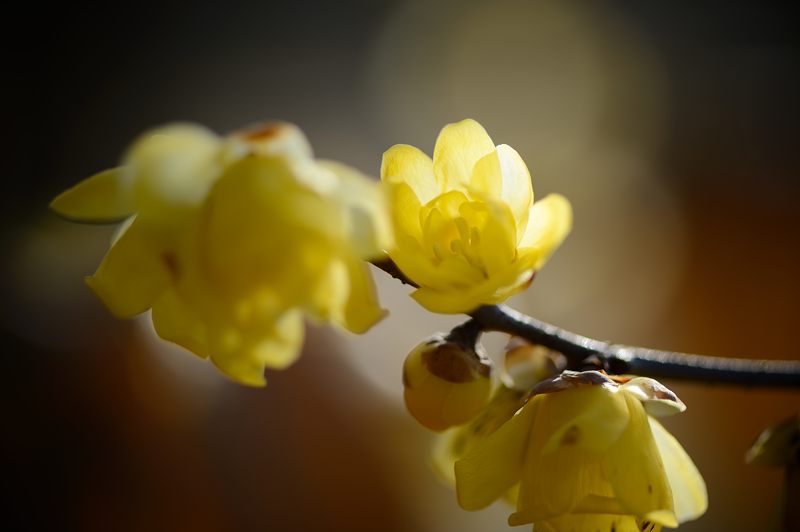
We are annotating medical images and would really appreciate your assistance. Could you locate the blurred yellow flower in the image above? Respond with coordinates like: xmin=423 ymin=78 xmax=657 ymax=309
xmin=381 ymin=119 xmax=572 ymax=313
xmin=51 ymin=122 xmax=391 ymax=386
xmin=454 ymin=371 xmax=707 ymax=531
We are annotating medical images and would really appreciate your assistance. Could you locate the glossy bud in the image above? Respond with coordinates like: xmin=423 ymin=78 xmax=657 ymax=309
xmin=402 ymin=333 xmax=492 ymax=432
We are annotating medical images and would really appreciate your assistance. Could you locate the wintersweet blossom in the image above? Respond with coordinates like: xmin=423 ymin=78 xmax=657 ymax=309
xmin=51 ymin=122 xmax=391 ymax=385
xmin=455 ymin=371 xmax=707 ymax=532
xmin=381 ymin=119 xmax=572 ymax=313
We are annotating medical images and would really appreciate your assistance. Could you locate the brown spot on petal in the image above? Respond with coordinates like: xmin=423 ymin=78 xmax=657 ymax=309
xmin=422 ymin=342 xmax=492 ymax=383
xmin=241 ymin=123 xmax=283 ymax=141
xmin=161 ymin=253 xmax=179 ymax=279
xmin=561 ymin=425 xmax=580 ymax=445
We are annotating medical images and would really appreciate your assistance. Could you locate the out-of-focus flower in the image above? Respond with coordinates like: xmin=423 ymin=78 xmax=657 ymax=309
xmin=455 ymin=371 xmax=707 ymax=531
xmin=51 ymin=122 xmax=391 ymax=386
xmin=402 ymin=333 xmax=492 ymax=431
xmin=746 ymin=414 xmax=800 ymax=532
xmin=381 ymin=119 xmax=572 ymax=313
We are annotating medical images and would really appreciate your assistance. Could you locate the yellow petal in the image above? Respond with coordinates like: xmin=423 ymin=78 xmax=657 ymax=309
xmin=85 ymin=218 xmax=172 ymax=318
xmin=151 ymin=287 xmax=208 ymax=358
xmin=496 ymin=144 xmax=533 ymax=234
xmin=455 ymin=399 xmax=537 ymax=510
xmin=209 ymin=309 xmax=304 ymax=387
xmin=470 ymin=150 xmax=503 ymax=199
xmin=604 ymin=394 xmax=676 ymax=527
xmin=318 ymin=160 xmax=393 ymax=258
xmin=410 ymin=285 xmax=487 ymax=314
xmin=386 ymin=181 xmax=423 ymax=242
xmin=649 ymin=417 xmax=708 ymax=524
xmin=433 ymin=119 xmax=495 ymax=191
xmin=381 ymin=144 xmax=439 ymax=204
xmin=337 ymin=258 xmax=387 ymax=334
xmin=534 ymin=514 xmax=642 ymax=532
xmin=518 ymin=193 xmax=573 ymax=270
xmin=124 ymin=123 xmax=223 ymax=217
xmin=50 ymin=168 xmax=134 ymax=223
xmin=466 ymin=201 xmax=516 ymax=277
xmin=539 ymin=386 xmax=630 ymax=455
xmin=512 ymin=387 xmax=631 ymax=525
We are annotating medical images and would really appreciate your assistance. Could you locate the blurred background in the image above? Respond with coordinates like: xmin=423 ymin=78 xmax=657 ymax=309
xmin=5 ymin=0 xmax=800 ymax=530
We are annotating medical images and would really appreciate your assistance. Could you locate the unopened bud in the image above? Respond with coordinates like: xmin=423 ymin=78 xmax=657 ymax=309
xmin=403 ymin=333 xmax=492 ymax=432
xmin=502 ymin=339 xmax=562 ymax=391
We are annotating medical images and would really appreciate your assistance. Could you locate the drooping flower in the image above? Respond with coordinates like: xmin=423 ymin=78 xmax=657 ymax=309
xmin=454 ymin=371 xmax=707 ymax=531
xmin=381 ymin=119 xmax=572 ymax=314
xmin=51 ymin=122 xmax=391 ymax=386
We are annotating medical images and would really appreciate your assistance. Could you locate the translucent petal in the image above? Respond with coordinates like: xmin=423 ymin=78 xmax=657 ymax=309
xmin=539 ymin=386 xmax=630 ymax=455
xmin=50 ymin=168 xmax=134 ymax=223
xmin=209 ymin=309 xmax=304 ymax=387
xmin=124 ymin=123 xmax=223 ymax=216
xmin=433 ymin=119 xmax=495 ymax=191
xmin=386 ymin=181 xmax=423 ymax=242
xmin=455 ymin=399 xmax=537 ymax=510
xmin=604 ymin=394 xmax=677 ymax=527
xmin=151 ymin=288 xmax=208 ymax=358
xmin=649 ymin=417 xmax=708 ymax=523
xmin=621 ymin=377 xmax=686 ymax=417
xmin=496 ymin=144 xmax=533 ymax=234
xmin=318 ymin=160 xmax=393 ymax=257
xmin=518 ymin=193 xmax=573 ymax=270
xmin=85 ymin=218 xmax=172 ymax=318
xmin=337 ymin=258 xmax=387 ymax=334
xmin=381 ymin=144 xmax=439 ymax=204
xmin=465 ymin=201 xmax=516 ymax=277
xmin=470 ymin=150 xmax=503 ymax=199
xmin=410 ymin=285 xmax=488 ymax=314
xmin=514 ymin=400 xmax=613 ymax=524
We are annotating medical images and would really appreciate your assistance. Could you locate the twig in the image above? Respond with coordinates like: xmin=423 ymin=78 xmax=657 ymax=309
xmin=372 ymin=258 xmax=800 ymax=388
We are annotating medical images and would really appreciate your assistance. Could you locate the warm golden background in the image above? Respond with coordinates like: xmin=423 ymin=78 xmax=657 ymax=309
xmin=6 ymin=1 xmax=800 ymax=530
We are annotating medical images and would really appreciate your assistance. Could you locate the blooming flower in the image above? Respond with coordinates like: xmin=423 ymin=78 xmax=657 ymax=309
xmin=454 ymin=371 xmax=707 ymax=531
xmin=51 ymin=122 xmax=391 ymax=386
xmin=381 ymin=119 xmax=572 ymax=313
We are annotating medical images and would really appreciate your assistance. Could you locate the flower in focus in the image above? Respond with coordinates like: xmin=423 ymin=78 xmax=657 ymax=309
xmin=402 ymin=333 xmax=493 ymax=431
xmin=381 ymin=119 xmax=572 ymax=313
xmin=51 ymin=122 xmax=391 ymax=386
xmin=455 ymin=371 xmax=707 ymax=531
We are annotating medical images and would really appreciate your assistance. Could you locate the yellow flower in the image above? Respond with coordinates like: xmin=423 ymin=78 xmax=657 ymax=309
xmin=454 ymin=371 xmax=707 ymax=531
xmin=51 ymin=122 xmax=391 ymax=386
xmin=381 ymin=119 xmax=572 ymax=313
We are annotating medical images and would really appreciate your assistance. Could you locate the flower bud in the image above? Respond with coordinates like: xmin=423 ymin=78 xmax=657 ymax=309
xmin=402 ymin=333 xmax=492 ymax=431
xmin=502 ymin=338 xmax=562 ymax=391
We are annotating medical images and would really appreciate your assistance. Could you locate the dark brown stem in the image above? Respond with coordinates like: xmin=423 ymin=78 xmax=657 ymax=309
xmin=373 ymin=258 xmax=800 ymax=388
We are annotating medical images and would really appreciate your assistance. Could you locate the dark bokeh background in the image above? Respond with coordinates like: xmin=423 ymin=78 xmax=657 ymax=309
xmin=5 ymin=1 xmax=800 ymax=530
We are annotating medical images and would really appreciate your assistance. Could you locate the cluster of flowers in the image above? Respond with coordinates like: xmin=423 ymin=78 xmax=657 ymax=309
xmin=53 ymin=119 xmax=707 ymax=530
xmin=52 ymin=119 xmax=568 ymax=385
